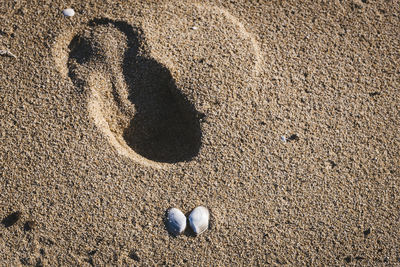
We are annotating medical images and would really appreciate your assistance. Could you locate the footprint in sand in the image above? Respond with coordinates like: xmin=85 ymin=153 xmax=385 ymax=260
xmin=53 ymin=3 xmax=262 ymax=168
xmin=66 ymin=18 xmax=202 ymax=167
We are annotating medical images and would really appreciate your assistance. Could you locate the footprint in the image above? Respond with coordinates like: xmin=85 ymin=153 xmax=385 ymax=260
xmin=67 ymin=18 xmax=202 ymax=166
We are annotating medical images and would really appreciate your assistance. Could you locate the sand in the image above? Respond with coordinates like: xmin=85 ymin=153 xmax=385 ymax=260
xmin=0 ymin=0 xmax=399 ymax=265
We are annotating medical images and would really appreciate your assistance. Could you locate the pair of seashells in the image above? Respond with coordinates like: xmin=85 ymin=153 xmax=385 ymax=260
xmin=166 ymin=206 xmax=209 ymax=236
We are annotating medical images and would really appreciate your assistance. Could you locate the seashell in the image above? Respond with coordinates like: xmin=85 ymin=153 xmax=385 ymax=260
xmin=166 ymin=208 xmax=186 ymax=236
xmin=62 ymin=8 xmax=75 ymax=17
xmin=188 ymin=206 xmax=209 ymax=235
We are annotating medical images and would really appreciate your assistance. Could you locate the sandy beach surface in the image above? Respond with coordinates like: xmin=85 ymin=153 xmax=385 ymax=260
xmin=1 ymin=0 xmax=399 ymax=265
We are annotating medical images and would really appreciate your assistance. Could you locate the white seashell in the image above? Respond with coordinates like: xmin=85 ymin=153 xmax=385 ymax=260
xmin=62 ymin=8 xmax=75 ymax=17
xmin=166 ymin=208 xmax=186 ymax=236
xmin=188 ymin=206 xmax=209 ymax=235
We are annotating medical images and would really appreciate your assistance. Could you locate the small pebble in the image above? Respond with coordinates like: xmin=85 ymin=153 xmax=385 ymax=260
xmin=62 ymin=8 xmax=75 ymax=17
xmin=188 ymin=206 xmax=209 ymax=235
xmin=166 ymin=208 xmax=186 ymax=236
xmin=191 ymin=26 xmax=198 ymax=30
xmin=280 ymin=136 xmax=286 ymax=142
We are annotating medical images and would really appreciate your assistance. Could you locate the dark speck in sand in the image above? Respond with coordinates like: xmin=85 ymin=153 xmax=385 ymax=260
xmin=369 ymin=92 xmax=380 ymax=97
xmin=363 ymin=228 xmax=371 ymax=236
xmin=287 ymin=134 xmax=299 ymax=141
xmin=129 ymin=250 xmax=140 ymax=262
xmin=24 ymin=220 xmax=36 ymax=231
xmin=2 ymin=211 xmax=22 ymax=227
xmin=328 ymin=160 xmax=337 ymax=168
xmin=88 ymin=250 xmax=97 ymax=256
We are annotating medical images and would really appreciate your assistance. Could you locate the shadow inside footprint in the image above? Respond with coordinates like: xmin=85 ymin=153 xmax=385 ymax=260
xmin=68 ymin=18 xmax=202 ymax=164
xmin=122 ymin=55 xmax=202 ymax=163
